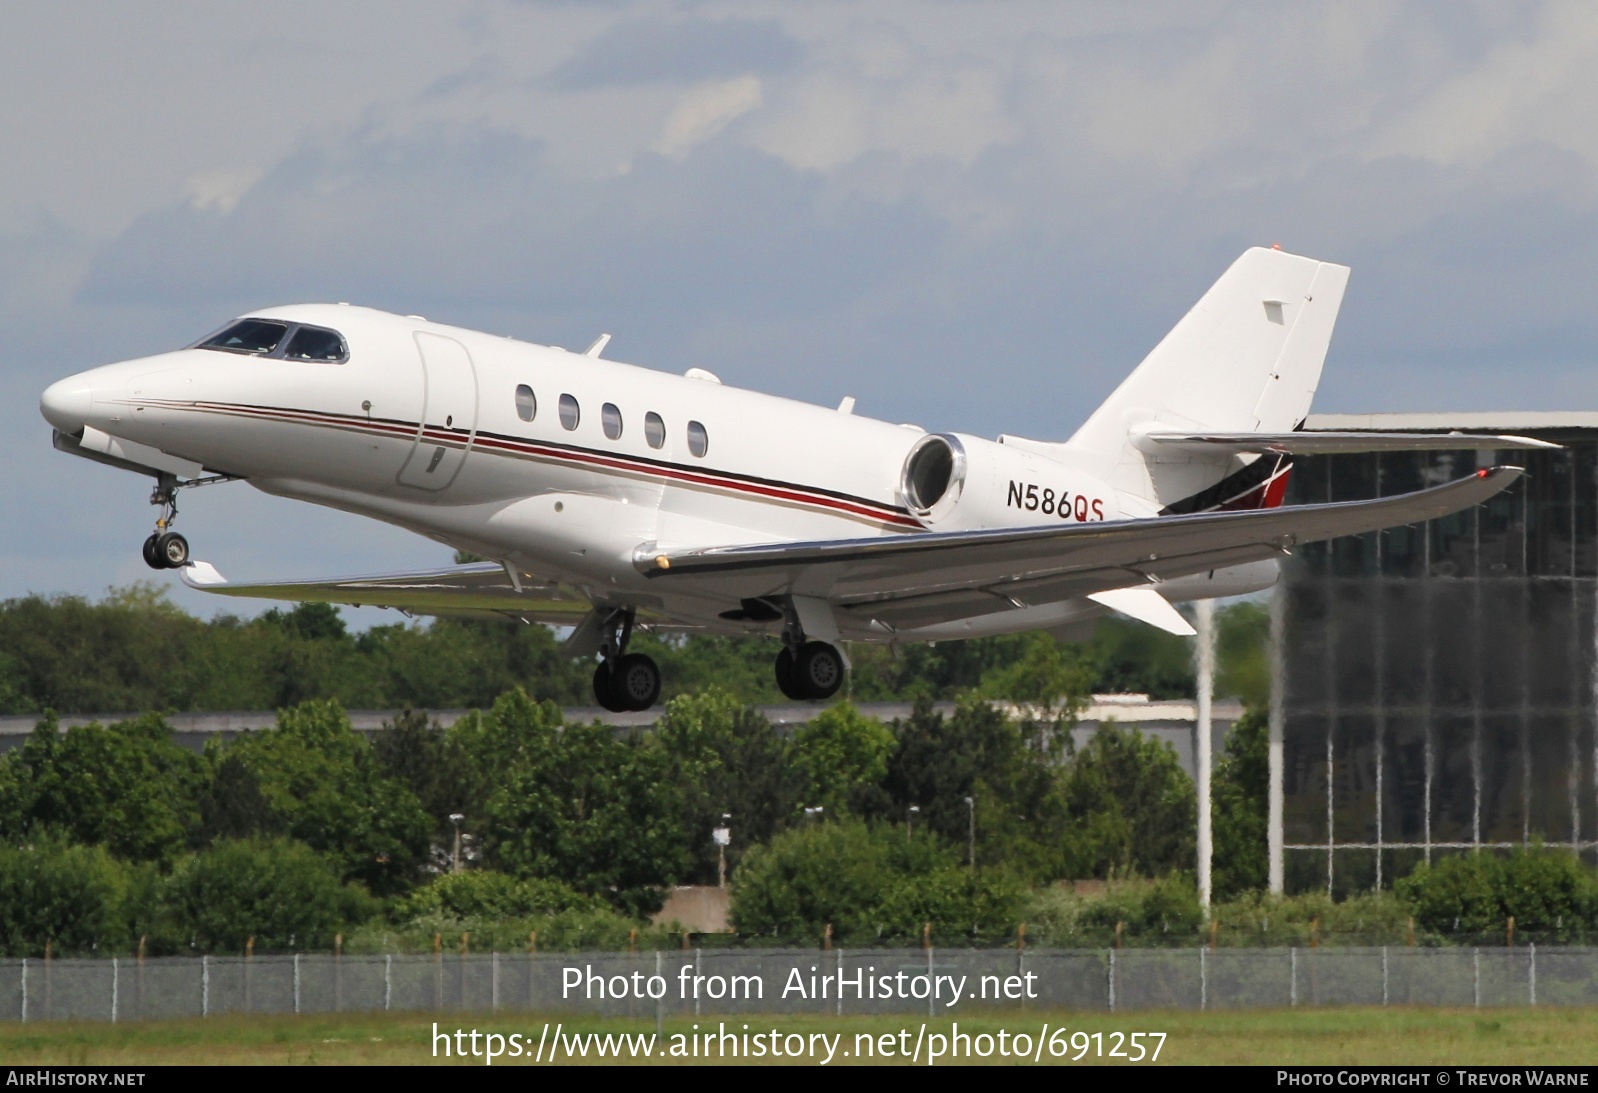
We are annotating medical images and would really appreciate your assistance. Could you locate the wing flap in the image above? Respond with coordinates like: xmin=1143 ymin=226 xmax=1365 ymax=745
xmin=640 ymin=467 xmax=1524 ymax=604
xmin=180 ymin=560 xmax=602 ymax=624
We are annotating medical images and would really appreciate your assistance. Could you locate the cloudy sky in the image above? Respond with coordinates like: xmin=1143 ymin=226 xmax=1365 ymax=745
xmin=4 ymin=1 xmax=1596 ymax=617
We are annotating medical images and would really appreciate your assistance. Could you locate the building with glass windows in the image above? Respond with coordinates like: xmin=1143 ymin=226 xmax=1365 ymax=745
xmin=1277 ymin=413 xmax=1598 ymax=894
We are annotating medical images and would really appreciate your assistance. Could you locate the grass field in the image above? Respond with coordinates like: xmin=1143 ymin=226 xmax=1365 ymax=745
xmin=2 ymin=1007 xmax=1596 ymax=1065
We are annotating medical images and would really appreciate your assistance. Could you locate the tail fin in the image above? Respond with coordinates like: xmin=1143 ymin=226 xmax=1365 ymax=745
xmin=1059 ymin=247 xmax=1350 ymax=512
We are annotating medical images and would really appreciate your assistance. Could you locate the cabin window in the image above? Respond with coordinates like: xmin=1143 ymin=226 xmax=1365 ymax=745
xmin=198 ymin=319 xmax=289 ymax=356
xmin=644 ymin=412 xmax=666 ymax=450
xmin=601 ymin=402 xmax=623 ymax=440
xmin=687 ymin=420 xmax=709 ymax=458
xmin=282 ymin=325 xmax=348 ymax=362
xmin=515 ymin=385 xmax=536 ymax=422
xmin=558 ymin=394 xmax=580 ymax=430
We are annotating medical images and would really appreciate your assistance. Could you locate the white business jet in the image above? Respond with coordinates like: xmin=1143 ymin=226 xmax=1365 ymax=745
xmin=39 ymin=247 xmax=1547 ymax=711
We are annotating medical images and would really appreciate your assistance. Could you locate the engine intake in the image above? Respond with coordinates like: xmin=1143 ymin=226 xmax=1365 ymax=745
xmin=900 ymin=433 xmax=967 ymax=525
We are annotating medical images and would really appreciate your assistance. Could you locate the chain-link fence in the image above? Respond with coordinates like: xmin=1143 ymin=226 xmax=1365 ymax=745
xmin=1 ymin=946 xmax=1591 ymax=1022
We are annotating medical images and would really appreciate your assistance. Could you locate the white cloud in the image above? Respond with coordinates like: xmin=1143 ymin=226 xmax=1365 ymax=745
xmin=655 ymin=76 xmax=764 ymax=159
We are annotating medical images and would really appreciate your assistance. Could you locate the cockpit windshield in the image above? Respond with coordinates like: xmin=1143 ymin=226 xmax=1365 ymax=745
xmin=200 ymin=319 xmax=288 ymax=355
xmin=196 ymin=319 xmax=348 ymax=362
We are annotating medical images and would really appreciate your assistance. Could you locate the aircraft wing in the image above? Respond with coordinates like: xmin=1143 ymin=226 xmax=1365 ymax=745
xmin=179 ymin=560 xmax=605 ymax=626
xmin=634 ymin=466 xmax=1523 ymax=630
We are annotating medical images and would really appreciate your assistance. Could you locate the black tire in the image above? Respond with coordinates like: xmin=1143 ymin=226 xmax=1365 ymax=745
xmin=795 ymin=641 xmax=844 ymax=700
xmin=155 ymin=532 xmax=189 ymax=568
xmin=142 ymin=534 xmax=163 ymax=570
xmin=774 ymin=648 xmax=808 ymax=701
xmin=613 ymin=653 xmax=662 ymax=712
xmin=593 ymin=663 xmax=629 ymax=713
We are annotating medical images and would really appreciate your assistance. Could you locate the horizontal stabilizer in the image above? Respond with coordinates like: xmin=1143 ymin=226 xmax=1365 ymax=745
xmin=1138 ymin=430 xmax=1560 ymax=454
xmin=1086 ymin=588 xmax=1196 ymax=636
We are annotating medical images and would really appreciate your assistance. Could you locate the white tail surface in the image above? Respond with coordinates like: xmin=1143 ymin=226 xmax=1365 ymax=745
xmin=1059 ymin=247 xmax=1350 ymax=511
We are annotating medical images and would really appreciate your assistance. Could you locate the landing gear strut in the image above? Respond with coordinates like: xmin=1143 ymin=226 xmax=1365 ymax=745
xmin=142 ymin=474 xmax=189 ymax=570
xmin=773 ymin=603 xmax=845 ymax=701
xmin=591 ymin=608 xmax=661 ymax=713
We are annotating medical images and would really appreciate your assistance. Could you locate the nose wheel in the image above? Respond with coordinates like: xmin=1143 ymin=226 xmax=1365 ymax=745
xmin=140 ymin=473 xmax=193 ymax=569
xmin=142 ymin=531 xmax=190 ymax=570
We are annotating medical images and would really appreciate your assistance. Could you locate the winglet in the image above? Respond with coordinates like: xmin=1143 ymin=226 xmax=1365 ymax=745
xmin=1086 ymin=587 xmax=1197 ymax=636
xmin=584 ymin=333 xmax=611 ymax=358
xmin=180 ymin=560 xmax=228 ymax=588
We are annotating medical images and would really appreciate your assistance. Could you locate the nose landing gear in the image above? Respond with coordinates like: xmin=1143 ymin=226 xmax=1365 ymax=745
xmin=142 ymin=474 xmax=189 ymax=570
xmin=591 ymin=608 xmax=662 ymax=713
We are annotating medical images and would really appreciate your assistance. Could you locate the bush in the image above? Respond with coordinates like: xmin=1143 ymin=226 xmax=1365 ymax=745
xmin=1396 ymin=850 xmax=1598 ymax=938
xmin=158 ymin=838 xmax=376 ymax=953
xmin=730 ymin=817 xmax=1021 ymax=943
xmin=0 ymin=837 xmax=132 ymax=956
xmin=395 ymin=872 xmax=604 ymax=921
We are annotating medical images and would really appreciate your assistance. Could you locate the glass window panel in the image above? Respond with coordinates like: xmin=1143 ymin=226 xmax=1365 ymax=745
xmin=687 ymin=420 xmax=708 ymax=458
xmin=514 ymin=385 xmax=536 ymax=422
xmin=559 ymin=394 xmax=580 ymax=431
xmin=644 ymin=412 xmax=666 ymax=450
xmin=198 ymin=319 xmax=288 ymax=355
xmin=282 ymin=325 xmax=347 ymax=362
xmin=601 ymin=402 xmax=623 ymax=440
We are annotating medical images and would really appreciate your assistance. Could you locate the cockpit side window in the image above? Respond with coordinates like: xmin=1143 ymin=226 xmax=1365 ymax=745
xmin=199 ymin=319 xmax=289 ymax=355
xmin=283 ymin=325 xmax=348 ymax=362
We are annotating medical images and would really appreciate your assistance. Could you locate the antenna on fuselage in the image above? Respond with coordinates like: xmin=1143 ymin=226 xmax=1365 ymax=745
xmin=583 ymin=333 xmax=611 ymax=358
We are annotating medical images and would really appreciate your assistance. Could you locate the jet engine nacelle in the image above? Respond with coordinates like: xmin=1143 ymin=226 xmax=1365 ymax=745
xmin=898 ymin=432 xmax=1124 ymax=530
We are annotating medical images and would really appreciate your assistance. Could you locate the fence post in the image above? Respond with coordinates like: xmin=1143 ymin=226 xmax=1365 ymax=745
xmin=334 ymin=933 xmax=343 ymax=1013
xmin=1199 ymin=946 xmax=1207 ymax=1010
xmin=111 ymin=957 xmax=119 ymax=1024
xmin=244 ymin=937 xmax=254 ymax=1014
xmin=202 ymin=954 xmax=210 ymax=1017
xmin=19 ymin=958 xmax=25 ymax=1024
xmin=1108 ymin=948 xmax=1116 ymax=1012
xmin=137 ymin=937 xmax=146 ymax=1020
xmin=927 ymin=941 xmax=935 ymax=1017
xmin=293 ymin=953 xmax=301 ymax=1015
xmin=385 ymin=954 xmax=393 ymax=1012
xmin=694 ymin=948 xmax=703 ymax=1018
xmin=1473 ymin=948 xmax=1481 ymax=1008
xmin=1289 ymin=947 xmax=1297 ymax=1007
xmin=836 ymin=947 xmax=844 ymax=1018
xmin=492 ymin=951 xmax=500 ymax=1013
xmin=654 ymin=951 xmax=663 ymax=1039
xmin=1529 ymin=942 xmax=1537 ymax=1006
xmin=1381 ymin=946 xmax=1389 ymax=1006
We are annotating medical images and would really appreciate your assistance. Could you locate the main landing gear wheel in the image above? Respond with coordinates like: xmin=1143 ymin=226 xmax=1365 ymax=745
xmin=142 ymin=531 xmax=189 ymax=570
xmin=593 ymin=653 xmax=661 ymax=713
xmin=773 ymin=641 xmax=844 ymax=701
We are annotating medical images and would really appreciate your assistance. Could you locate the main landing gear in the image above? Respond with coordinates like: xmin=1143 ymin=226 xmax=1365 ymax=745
xmin=591 ymin=608 xmax=661 ymax=713
xmin=772 ymin=603 xmax=846 ymax=702
xmin=141 ymin=474 xmax=189 ymax=570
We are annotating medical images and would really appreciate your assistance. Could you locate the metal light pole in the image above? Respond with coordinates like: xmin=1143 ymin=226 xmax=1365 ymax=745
xmin=964 ymin=796 xmax=975 ymax=871
xmin=713 ymin=814 xmax=731 ymax=889
xmin=1194 ymin=599 xmax=1215 ymax=912
xmin=449 ymin=813 xmax=464 ymax=875
xmin=907 ymin=805 xmax=920 ymax=842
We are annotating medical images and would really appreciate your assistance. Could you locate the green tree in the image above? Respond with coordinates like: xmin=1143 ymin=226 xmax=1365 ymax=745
xmin=1216 ymin=600 xmax=1270 ymax=706
xmin=650 ymin=689 xmax=803 ymax=884
xmin=215 ymin=701 xmax=432 ymax=895
xmin=0 ymin=837 xmax=132 ymax=956
xmin=790 ymin=702 xmax=894 ymax=817
xmin=882 ymin=698 xmax=1072 ymax=880
xmin=0 ymin=713 xmax=205 ymax=861
xmin=372 ymin=709 xmax=474 ymax=846
xmin=395 ymin=872 xmax=604 ymax=920
xmin=474 ymin=690 xmax=688 ymax=915
xmin=1061 ymin=724 xmax=1196 ymax=879
xmin=158 ymin=838 xmax=375 ymax=953
xmin=1212 ymin=709 xmax=1268 ymax=899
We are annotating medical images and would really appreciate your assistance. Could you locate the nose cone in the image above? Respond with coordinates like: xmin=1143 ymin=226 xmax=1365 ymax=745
xmin=40 ymin=375 xmax=96 ymax=432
